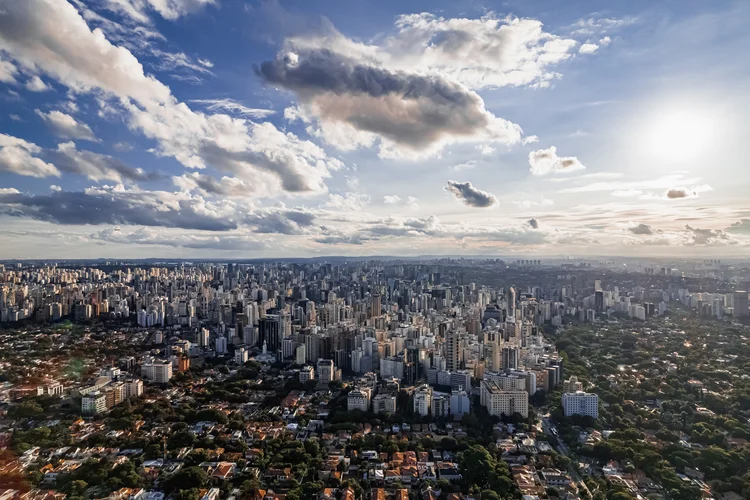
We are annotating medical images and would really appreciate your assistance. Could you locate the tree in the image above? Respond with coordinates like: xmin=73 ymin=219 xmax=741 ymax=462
xmin=8 ymin=401 xmax=44 ymax=420
xmin=163 ymin=466 xmax=208 ymax=493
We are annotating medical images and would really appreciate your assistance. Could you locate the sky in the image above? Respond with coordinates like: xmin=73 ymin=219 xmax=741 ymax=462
xmin=0 ymin=0 xmax=749 ymax=259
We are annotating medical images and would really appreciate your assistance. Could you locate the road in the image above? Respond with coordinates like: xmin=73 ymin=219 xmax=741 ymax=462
xmin=541 ymin=416 xmax=593 ymax=499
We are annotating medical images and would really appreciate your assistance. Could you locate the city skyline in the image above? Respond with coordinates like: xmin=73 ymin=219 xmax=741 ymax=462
xmin=1 ymin=0 xmax=749 ymax=259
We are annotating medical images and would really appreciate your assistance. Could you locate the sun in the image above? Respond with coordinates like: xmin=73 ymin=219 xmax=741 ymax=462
xmin=644 ymin=107 xmax=716 ymax=163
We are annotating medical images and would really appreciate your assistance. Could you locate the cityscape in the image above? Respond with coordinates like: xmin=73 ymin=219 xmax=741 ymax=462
xmin=1 ymin=1 xmax=750 ymax=500
xmin=1 ymin=258 xmax=750 ymax=500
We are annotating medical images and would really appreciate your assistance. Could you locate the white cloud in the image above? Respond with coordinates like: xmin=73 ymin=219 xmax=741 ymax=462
xmin=172 ymin=172 xmax=257 ymax=198
xmin=0 ymin=0 xmax=344 ymax=200
xmin=50 ymin=185 xmax=62 ymax=191
xmin=522 ymin=135 xmax=539 ymax=145
xmin=476 ymin=144 xmax=495 ymax=155
xmin=149 ymin=49 xmax=214 ymax=77
xmin=50 ymin=142 xmax=160 ymax=182
xmin=578 ymin=43 xmax=599 ymax=54
xmin=190 ymin=99 xmax=275 ymax=118
xmin=103 ymin=0 xmax=215 ymax=22
xmin=569 ymin=16 xmax=638 ymax=36
xmin=323 ymin=192 xmax=370 ymax=211
xmin=259 ymin=11 xmax=583 ymax=159
xmin=451 ymin=160 xmax=477 ymax=171
xmin=382 ymin=195 xmax=419 ymax=209
xmin=381 ymin=13 xmax=579 ymax=89
xmin=528 ymin=146 xmax=585 ymax=176
xmin=36 ymin=110 xmax=98 ymax=142
xmin=25 ymin=75 xmax=49 ymax=92
xmin=0 ymin=57 xmax=18 ymax=83
xmin=0 ymin=134 xmax=60 ymax=178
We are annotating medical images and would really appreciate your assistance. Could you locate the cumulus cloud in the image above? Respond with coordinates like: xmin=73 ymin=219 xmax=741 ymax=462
xmin=683 ymin=225 xmax=730 ymax=245
xmin=323 ymin=192 xmax=370 ymax=212
xmin=383 ymin=195 xmax=418 ymax=208
xmin=665 ymin=185 xmax=712 ymax=199
xmin=380 ymin=13 xmax=578 ymax=89
xmin=49 ymin=142 xmax=161 ymax=182
xmin=445 ymin=180 xmax=498 ymax=208
xmin=35 ymin=110 xmax=98 ymax=141
xmin=578 ymin=43 xmax=599 ymax=54
xmin=528 ymin=146 xmax=585 ymax=176
xmin=189 ymin=99 xmax=275 ymax=118
xmin=527 ymin=218 xmax=539 ymax=229
xmin=0 ymin=185 xmax=238 ymax=231
xmin=25 ymin=75 xmax=49 ymax=91
xmin=0 ymin=0 xmax=342 ymax=199
xmin=0 ymin=134 xmax=60 ymax=178
xmin=628 ymin=223 xmax=653 ymax=235
xmin=246 ymin=208 xmax=317 ymax=235
xmin=172 ymin=172 xmax=254 ymax=197
xmin=261 ymin=48 xmax=522 ymax=159
xmin=0 ymin=56 xmax=18 ymax=83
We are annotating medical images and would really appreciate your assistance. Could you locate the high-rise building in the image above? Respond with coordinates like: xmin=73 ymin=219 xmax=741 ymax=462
xmin=347 ymin=387 xmax=372 ymax=411
xmin=562 ymin=391 xmax=599 ymax=419
xmin=450 ymin=389 xmax=471 ymax=417
xmin=446 ymin=328 xmax=460 ymax=372
xmin=259 ymin=315 xmax=282 ymax=351
xmin=372 ymin=393 xmax=397 ymax=415
xmin=82 ymin=392 xmax=107 ymax=415
xmin=502 ymin=346 xmax=519 ymax=371
xmin=141 ymin=358 xmax=173 ymax=383
xmin=563 ymin=376 xmax=583 ymax=393
xmin=295 ymin=344 xmax=306 ymax=365
xmin=734 ymin=291 xmax=749 ymax=317
xmin=480 ymin=380 xmax=528 ymax=417
xmin=413 ymin=384 xmax=433 ymax=417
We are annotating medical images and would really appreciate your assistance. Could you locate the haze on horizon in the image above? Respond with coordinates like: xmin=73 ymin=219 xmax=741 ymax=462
xmin=0 ymin=0 xmax=749 ymax=260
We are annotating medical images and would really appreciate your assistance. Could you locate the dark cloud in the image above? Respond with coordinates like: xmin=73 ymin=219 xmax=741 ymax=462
xmin=246 ymin=208 xmax=316 ymax=235
xmin=445 ymin=180 xmax=497 ymax=208
xmin=198 ymin=141 xmax=327 ymax=193
xmin=258 ymin=48 xmax=519 ymax=155
xmin=629 ymin=223 xmax=653 ymax=235
xmin=684 ymin=225 xmax=729 ymax=245
xmin=315 ymin=235 xmax=368 ymax=245
xmin=527 ymin=218 xmax=539 ymax=229
xmin=0 ymin=188 xmax=236 ymax=231
xmin=665 ymin=185 xmax=711 ymax=199
xmin=48 ymin=142 xmax=162 ymax=182
xmin=173 ymin=173 xmax=253 ymax=197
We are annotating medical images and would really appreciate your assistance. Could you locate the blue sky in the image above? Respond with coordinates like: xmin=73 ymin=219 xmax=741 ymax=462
xmin=0 ymin=0 xmax=748 ymax=258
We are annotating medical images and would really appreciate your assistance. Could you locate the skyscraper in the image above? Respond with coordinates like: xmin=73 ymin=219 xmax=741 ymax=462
xmin=259 ymin=314 xmax=281 ymax=351
xmin=502 ymin=346 xmax=518 ymax=371
xmin=735 ymin=291 xmax=749 ymax=317
xmin=446 ymin=328 xmax=460 ymax=372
